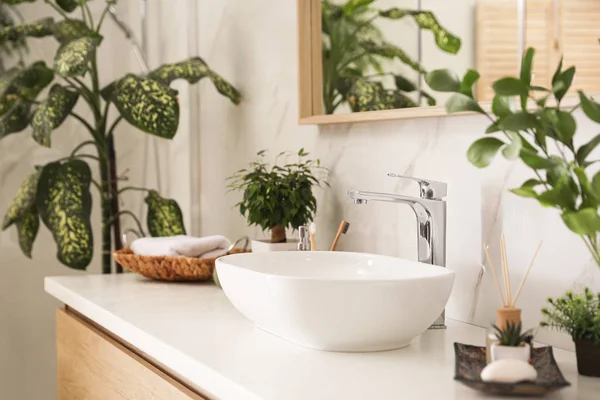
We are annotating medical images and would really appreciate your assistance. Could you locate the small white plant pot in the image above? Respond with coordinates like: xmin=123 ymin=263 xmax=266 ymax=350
xmin=251 ymin=239 xmax=299 ymax=253
xmin=491 ymin=343 xmax=531 ymax=363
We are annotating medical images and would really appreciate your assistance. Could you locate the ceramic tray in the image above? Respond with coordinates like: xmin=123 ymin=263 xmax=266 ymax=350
xmin=454 ymin=343 xmax=570 ymax=396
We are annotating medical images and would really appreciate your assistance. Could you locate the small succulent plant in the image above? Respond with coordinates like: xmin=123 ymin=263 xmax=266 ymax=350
xmin=493 ymin=321 xmax=534 ymax=347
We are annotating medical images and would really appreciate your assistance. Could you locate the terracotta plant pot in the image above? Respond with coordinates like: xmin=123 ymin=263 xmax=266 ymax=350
xmin=575 ymin=339 xmax=600 ymax=377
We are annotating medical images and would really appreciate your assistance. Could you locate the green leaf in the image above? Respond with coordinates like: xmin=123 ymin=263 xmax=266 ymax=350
xmin=342 ymin=0 xmax=375 ymax=15
xmin=592 ymin=171 xmax=600 ymax=198
xmin=460 ymin=70 xmax=480 ymax=98
xmin=54 ymin=37 xmax=98 ymax=77
xmin=519 ymin=48 xmax=535 ymax=109
xmin=554 ymin=66 xmax=575 ymax=102
xmin=53 ymin=19 xmax=102 ymax=44
xmin=445 ymin=93 xmax=484 ymax=114
xmin=16 ymin=209 xmax=39 ymax=258
xmin=145 ymin=190 xmax=186 ymax=237
xmin=364 ymin=41 xmax=426 ymax=74
xmin=502 ymin=131 xmax=522 ymax=160
xmin=492 ymin=95 xmax=513 ymax=118
xmin=510 ymin=187 xmax=538 ymax=199
xmin=562 ymin=208 xmax=600 ymax=235
xmin=555 ymin=110 xmax=576 ymax=147
xmin=379 ymin=9 xmax=461 ymax=54
xmin=31 ymin=84 xmax=79 ymax=147
xmin=467 ymin=137 xmax=505 ymax=168
xmin=425 ymin=69 xmax=460 ymax=92
xmin=37 ymin=159 xmax=93 ymax=269
xmin=492 ymin=77 xmax=529 ymax=97
xmin=576 ymin=133 xmax=600 ymax=164
xmin=485 ymin=121 xmax=501 ymax=134
xmin=106 ymin=74 xmax=180 ymax=139
xmin=500 ymin=111 xmax=539 ymax=131
xmin=579 ymin=91 xmax=600 ymax=123
xmin=574 ymin=167 xmax=599 ymax=208
xmin=551 ymin=57 xmax=563 ymax=88
xmin=520 ymin=149 xmax=549 ymax=169
xmin=1 ymin=0 xmax=37 ymax=3
xmin=394 ymin=74 xmax=417 ymax=92
xmin=56 ymin=0 xmax=79 ymax=12
xmin=348 ymin=79 xmax=416 ymax=112
xmin=537 ymin=176 xmax=576 ymax=210
xmin=0 ymin=101 xmax=31 ymax=139
xmin=2 ymin=171 xmax=41 ymax=230
xmin=520 ymin=48 xmax=535 ymax=85
xmin=0 ymin=17 xmax=54 ymax=42
xmin=0 ymin=62 xmax=55 ymax=108
xmin=148 ymin=57 xmax=241 ymax=104
xmin=546 ymin=155 xmax=569 ymax=186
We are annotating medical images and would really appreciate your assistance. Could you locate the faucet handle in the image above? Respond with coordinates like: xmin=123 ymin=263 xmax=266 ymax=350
xmin=387 ymin=173 xmax=447 ymax=200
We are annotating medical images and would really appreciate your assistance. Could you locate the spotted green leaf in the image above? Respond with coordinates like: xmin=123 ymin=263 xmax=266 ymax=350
xmin=379 ymin=9 xmax=461 ymax=54
xmin=145 ymin=190 xmax=186 ymax=237
xmin=347 ymin=79 xmax=416 ymax=112
xmin=31 ymin=85 xmax=79 ymax=147
xmin=148 ymin=57 xmax=241 ymax=104
xmin=0 ymin=61 xmax=54 ymax=105
xmin=0 ymin=17 xmax=54 ymax=42
xmin=0 ymin=101 xmax=31 ymax=138
xmin=363 ymin=41 xmax=426 ymax=74
xmin=16 ymin=209 xmax=39 ymax=258
xmin=54 ymin=36 xmax=98 ymax=77
xmin=37 ymin=159 xmax=93 ymax=269
xmin=107 ymin=74 xmax=180 ymax=139
xmin=54 ymin=19 xmax=102 ymax=44
xmin=2 ymin=171 xmax=41 ymax=230
xmin=56 ymin=0 xmax=80 ymax=13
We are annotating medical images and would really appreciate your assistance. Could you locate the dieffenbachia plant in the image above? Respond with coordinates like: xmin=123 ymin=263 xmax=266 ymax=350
xmin=425 ymin=48 xmax=600 ymax=267
xmin=0 ymin=1 xmax=241 ymax=273
xmin=322 ymin=0 xmax=461 ymax=114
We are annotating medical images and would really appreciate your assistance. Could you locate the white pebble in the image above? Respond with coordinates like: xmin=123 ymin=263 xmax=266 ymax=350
xmin=480 ymin=359 xmax=538 ymax=383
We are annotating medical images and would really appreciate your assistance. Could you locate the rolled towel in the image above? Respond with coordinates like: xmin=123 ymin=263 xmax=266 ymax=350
xmin=131 ymin=235 xmax=231 ymax=258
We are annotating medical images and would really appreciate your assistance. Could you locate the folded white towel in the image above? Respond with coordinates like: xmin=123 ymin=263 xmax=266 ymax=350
xmin=131 ymin=235 xmax=231 ymax=258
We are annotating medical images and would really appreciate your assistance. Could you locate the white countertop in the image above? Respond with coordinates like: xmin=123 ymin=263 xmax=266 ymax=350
xmin=45 ymin=274 xmax=600 ymax=400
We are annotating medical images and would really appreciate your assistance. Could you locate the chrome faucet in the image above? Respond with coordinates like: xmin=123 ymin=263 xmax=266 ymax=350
xmin=348 ymin=173 xmax=448 ymax=328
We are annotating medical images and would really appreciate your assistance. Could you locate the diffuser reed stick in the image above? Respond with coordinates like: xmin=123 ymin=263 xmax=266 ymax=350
xmin=484 ymin=245 xmax=507 ymax=307
xmin=512 ymin=241 xmax=542 ymax=306
xmin=484 ymin=236 xmax=542 ymax=308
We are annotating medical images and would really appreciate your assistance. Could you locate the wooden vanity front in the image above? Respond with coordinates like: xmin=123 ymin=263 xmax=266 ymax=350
xmin=56 ymin=308 xmax=206 ymax=400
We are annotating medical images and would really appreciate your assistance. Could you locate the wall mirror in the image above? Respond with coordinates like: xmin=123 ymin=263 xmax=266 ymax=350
xmin=298 ymin=0 xmax=600 ymax=125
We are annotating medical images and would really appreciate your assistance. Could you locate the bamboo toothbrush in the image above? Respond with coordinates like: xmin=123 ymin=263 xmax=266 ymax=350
xmin=330 ymin=220 xmax=350 ymax=251
xmin=309 ymin=222 xmax=317 ymax=251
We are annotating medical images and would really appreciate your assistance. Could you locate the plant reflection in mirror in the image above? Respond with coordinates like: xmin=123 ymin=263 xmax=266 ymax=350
xmin=322 ymin=0 xmax=461 ymax=114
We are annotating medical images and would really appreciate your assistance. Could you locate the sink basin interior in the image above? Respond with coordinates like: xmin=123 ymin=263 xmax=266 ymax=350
xmin=221 ymin=251 xmax=452 ymax=280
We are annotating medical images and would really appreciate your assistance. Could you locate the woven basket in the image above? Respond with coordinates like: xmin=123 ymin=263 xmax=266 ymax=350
xmin=113 ymin=248 xmax=250 ymax=282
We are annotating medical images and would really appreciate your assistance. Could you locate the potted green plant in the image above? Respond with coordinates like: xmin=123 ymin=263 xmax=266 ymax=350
xmin=227 ymin=149 xmax=328 ymax=252
xmin=491 ymin=321 xmax=534 ymax=363
xmin=0 ymin=1 xmax=241 ymax=273
xmin=425 ymin=47 xmax=600 ymax=376
xmin=541 ymin=288 xmax=600 ymax=377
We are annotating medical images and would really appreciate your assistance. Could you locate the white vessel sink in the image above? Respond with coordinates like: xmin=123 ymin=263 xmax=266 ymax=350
xmin=216 ymin=251 xmax=455 ymax=352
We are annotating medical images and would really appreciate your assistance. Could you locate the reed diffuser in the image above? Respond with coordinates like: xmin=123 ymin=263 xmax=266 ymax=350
xmin=483 ymin=235 xmax=542 ymax=362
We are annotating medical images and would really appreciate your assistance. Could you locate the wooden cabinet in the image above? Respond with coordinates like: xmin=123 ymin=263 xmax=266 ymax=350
xmin=56 ymin=309 xmax=207 ymax=400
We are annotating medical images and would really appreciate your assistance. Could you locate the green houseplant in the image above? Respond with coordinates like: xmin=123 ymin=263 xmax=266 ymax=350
xmin=490 ymin=321 xmax=534 ymax=362
xmin=541 ymin=288 xmax=600 ymax=376
xmin=322 ymin=0 xmax=461 ymax=114
xmin=227 ymin=149 xmax=328 ymax=246
xmin=0 ymin=1 xmax=241 ymax=273
xmin=425 ymin=47 xmax=600 ymax=376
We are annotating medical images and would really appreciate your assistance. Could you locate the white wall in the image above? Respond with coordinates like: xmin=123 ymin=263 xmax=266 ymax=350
xmin=192 ymin=0 xmax=600 ymax=351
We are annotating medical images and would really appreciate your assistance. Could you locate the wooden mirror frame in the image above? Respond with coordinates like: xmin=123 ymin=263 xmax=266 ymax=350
xmin=297 ymin=0 xmax=466 ymax=125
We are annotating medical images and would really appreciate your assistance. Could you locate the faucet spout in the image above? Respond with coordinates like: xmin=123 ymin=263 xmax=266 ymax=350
xmin=346 ymin=190 xmax=446 ymax=268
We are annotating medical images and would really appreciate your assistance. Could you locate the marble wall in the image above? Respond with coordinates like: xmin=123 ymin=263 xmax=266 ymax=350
xmin=193 ymin=0 xmax=600 ymax=351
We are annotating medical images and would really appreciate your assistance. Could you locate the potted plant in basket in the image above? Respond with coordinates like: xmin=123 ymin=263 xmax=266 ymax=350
xmin=227 ymin=149 xmax=328 ymax=252
xmin=541 ymin=288 xmax=600 ymax=377
xmin=491 ymin=321 xmax=534 ymax=363
xmin=425 ymin=47 xmax=600 ymax=376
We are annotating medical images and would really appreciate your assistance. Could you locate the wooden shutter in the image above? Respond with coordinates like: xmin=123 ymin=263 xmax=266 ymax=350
xmin=476 ymin=1 xmax=520 ymax=101
xmin=559 ymin=0 xmax=600 ymax=95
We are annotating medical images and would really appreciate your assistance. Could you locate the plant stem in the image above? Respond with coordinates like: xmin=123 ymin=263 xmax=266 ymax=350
xmin=96 ymin=4 xmax=111 ymax=33
xmin=118 ymin=186 xmax=150 ymax=195
xmin=107 ymin=210 xmax=147 ymax=238
xmin=45 ymin=1 xmax=69 ymax=18
xmin=107 ymin=132 xmax=124 ymax=273
xmin=70 ymin=140 xmax=96 ymax=156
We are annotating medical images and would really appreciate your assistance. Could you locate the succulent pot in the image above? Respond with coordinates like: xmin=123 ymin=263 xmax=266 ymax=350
xmin=574 ymin=339 xmax=600 ymax=377
xmin=491 ymin=343 xmax=531 ymax=363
